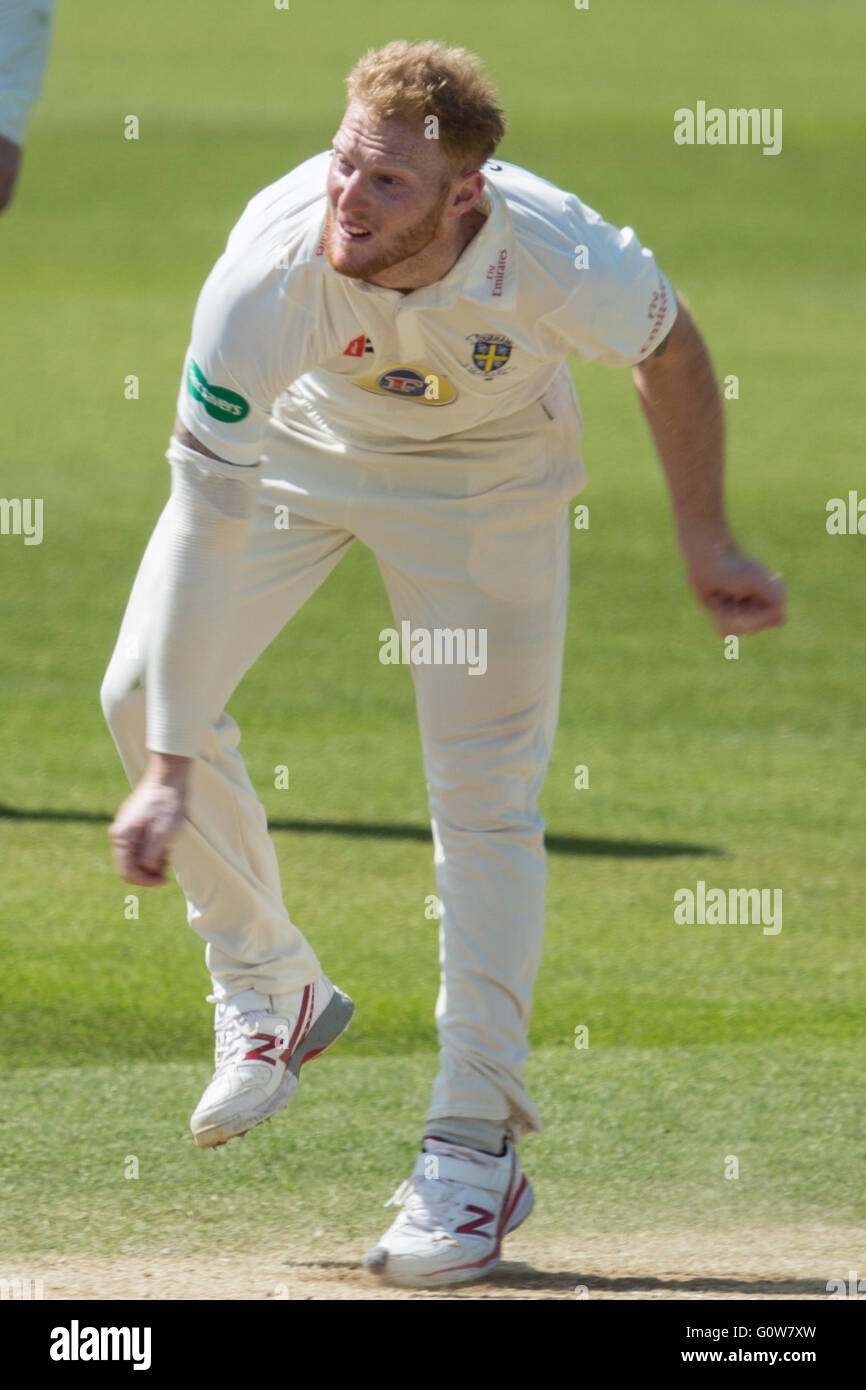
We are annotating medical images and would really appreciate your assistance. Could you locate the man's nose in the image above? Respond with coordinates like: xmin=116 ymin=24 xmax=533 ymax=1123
xmin=337 ymin=173 xmax=369 ymax=216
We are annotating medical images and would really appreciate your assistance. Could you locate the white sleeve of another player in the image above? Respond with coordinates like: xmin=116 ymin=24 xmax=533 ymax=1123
xmin=145 ymin=438 xmax=257 ymax=758
xmin=540 ymin=198 xmax=679 ymax=368
xmin=0 ymin=0 xmax=55 ymax=145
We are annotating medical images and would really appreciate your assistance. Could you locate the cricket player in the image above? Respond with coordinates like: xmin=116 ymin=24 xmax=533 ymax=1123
xmin=102 ymin=40 xmax=785 ymax=1289
xmin=0 ymin=0 xmax=55 ymax=212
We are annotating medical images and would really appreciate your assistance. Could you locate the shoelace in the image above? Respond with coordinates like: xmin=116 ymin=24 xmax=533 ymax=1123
xmin=384 ymin=1174 xmax=470 ymax=1235
xmin=205 ymin=999 xmax=269 ymax=1072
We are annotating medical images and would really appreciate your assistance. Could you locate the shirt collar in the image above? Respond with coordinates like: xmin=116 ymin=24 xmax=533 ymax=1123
xmin=296 ymin=164 xmax=517 ymax=313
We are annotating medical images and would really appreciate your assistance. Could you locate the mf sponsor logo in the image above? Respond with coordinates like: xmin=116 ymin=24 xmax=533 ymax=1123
xmin=379 ymin=621 xmax=488 ymax=676
xmin=353 ymin=365 xmax=457 ymax=405
xmin=673 ymin=880 xmax=783 ymax=935
xmin=674 ymin=102 xmax=782 ymax=156
xmin=50 ymin=1320 xmax=152 ymax=1370
xmin=0 ymin=496 xmax=43 ymax=545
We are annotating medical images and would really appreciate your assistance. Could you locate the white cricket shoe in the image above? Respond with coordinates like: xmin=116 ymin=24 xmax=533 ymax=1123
xmin=190 ymin=976 xmax=354 ymax=1149
xmin=363 ymin=1136 xmax=533 ymax=1288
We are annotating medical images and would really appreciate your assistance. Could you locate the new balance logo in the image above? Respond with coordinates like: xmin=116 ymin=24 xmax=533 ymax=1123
xmin=241 ymin=986 xmax=314 ymax=1066
xmin=243 ymin=1034 xmax=288 ymax=1066
xmin=343 ymin=334 xmax=374 ymax=357
xmin=455 ymin=1205 xmax=495 ymax=1237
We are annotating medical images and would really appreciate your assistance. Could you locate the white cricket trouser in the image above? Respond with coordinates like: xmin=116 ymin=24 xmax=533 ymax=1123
xmin=101 ymin=366 xmax=585 ymax=1142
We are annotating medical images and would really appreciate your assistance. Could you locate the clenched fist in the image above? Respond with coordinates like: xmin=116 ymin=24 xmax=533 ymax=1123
xmin=685 ymin=540 xmax=786 ymax=637
xmin=109 ymin=754 xmax=191 ymax=886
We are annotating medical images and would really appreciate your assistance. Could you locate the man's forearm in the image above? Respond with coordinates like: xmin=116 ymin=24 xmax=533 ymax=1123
xmin=632 ymin=300 xmax=734 ymax=559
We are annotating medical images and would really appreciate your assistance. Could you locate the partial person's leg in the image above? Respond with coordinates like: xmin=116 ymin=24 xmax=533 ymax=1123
xmin=349 ymin=374 xmax=583 ymax=1151
xmin=376 ymin=502 xmax=571 ymax=1149
xmin=101 ymin=485 xmax=354 ymax=999
xmin=360 ymin=401 xmax=578 ymax=1288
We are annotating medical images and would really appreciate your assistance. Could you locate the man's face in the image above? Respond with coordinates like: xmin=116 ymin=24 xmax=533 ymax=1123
xmin=325 ymin=100 xmax=457 ymax=281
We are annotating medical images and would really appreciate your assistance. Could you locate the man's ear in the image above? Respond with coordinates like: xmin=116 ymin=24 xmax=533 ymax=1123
xmin=450 ymin=170 xmax=486 ymax=217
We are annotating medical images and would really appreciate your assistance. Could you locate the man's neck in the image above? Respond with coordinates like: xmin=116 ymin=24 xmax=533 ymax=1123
xmin=365 ymin=206 xmax=488 ymax=294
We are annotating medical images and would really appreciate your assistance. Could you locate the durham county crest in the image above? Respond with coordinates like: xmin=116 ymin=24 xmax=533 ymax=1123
xmin=465 ymin=333 xmax=515 ymax=377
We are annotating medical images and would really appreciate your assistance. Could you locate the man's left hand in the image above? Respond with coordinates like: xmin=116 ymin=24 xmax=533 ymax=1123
xmin=684 ymin=540 xmax=786 ymax=637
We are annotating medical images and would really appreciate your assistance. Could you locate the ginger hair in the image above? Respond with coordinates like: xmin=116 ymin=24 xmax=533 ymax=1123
xmin=345 ymin=40 xmax=506 ymax=173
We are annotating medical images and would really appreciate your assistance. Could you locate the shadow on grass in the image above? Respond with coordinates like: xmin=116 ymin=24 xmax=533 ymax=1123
xmin=491 ymin=1261 xmax=826 ymax=1298
xmin=291 ymin=1257 xmax=824 ymax=1298
xmin=0 ymin=804 xmax=721 ymax=859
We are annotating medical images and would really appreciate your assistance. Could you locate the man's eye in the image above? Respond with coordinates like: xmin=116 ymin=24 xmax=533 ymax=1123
xmin=379 ymin=175 xmax=399 ymax=187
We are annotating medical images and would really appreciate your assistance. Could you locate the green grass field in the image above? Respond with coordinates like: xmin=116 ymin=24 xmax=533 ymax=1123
xmin=1 ymin=0 xmax=864 ymax=1297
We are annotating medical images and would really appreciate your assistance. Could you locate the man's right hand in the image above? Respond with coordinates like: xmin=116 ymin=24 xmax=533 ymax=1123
xmin=109 ymin=753 xmax=191 ymax=886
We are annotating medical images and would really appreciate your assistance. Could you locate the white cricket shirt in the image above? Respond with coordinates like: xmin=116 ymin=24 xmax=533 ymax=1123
xmin=176 ymin=150 xmax=678 ymax=467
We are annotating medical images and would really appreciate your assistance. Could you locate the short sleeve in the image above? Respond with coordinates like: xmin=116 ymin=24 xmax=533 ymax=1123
xmin=175 ymin=237 xmax=319 ymax=466
xmin=540 ymin=196 xmax=678 ymax=368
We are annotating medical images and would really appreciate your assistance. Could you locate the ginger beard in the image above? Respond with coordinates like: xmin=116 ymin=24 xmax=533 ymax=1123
xmin=325 ymin=173 xmax=453 ymax=281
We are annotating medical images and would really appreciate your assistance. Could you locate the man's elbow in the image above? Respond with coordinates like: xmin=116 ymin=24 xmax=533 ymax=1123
xmin=171 ymin=415 xmax=230 ymax=464
xmin=633 ymin=294 xmax=706 ymax=379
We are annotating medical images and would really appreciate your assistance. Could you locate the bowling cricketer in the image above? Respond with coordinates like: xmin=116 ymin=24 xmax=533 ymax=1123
xmin=103 ymin=39 xmax=786 ymax=1289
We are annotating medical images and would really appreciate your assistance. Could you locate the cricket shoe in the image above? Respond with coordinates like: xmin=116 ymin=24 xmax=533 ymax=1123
xmin=363 ymin=1136 xmax=533 ymax=1288
xmin=190 ymin=976 xmax=354 ymax=1149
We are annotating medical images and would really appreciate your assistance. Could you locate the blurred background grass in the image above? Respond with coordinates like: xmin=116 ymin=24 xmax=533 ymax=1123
xmin=0 ymin=0 xmax=863 ymax=1263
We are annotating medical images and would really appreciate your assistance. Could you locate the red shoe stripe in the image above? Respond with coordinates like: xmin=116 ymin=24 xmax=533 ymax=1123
xmin=284 ymin=984 xmax=311 ymax=1056
xmin=281 ymin=984 xmax=313 ymax=1060
xmin=499 ymin=1174 xmax=529 ymax=1237
xmin=297 ymin=1043 xmax=327 ymax=1071
xmin=455 ymin=1205 xmax=495 ymax=1237
xmin=301 ymin=984 xmax=316 ymax=1041
xmin=243 ymin=1034 xmax=280 ymax=1065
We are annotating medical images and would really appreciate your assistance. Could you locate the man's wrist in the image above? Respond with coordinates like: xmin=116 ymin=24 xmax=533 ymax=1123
xmin=145 ymin=751 xmax=192 ymax=789
xmin=675 ymin=516 xmax=735 ymax=564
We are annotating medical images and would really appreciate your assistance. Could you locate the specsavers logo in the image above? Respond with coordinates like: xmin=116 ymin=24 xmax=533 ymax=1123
xmin=352 ymin=366 xmax=457 ymax=405
xmin=187 ymin=359 xmax=250 ymax=423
